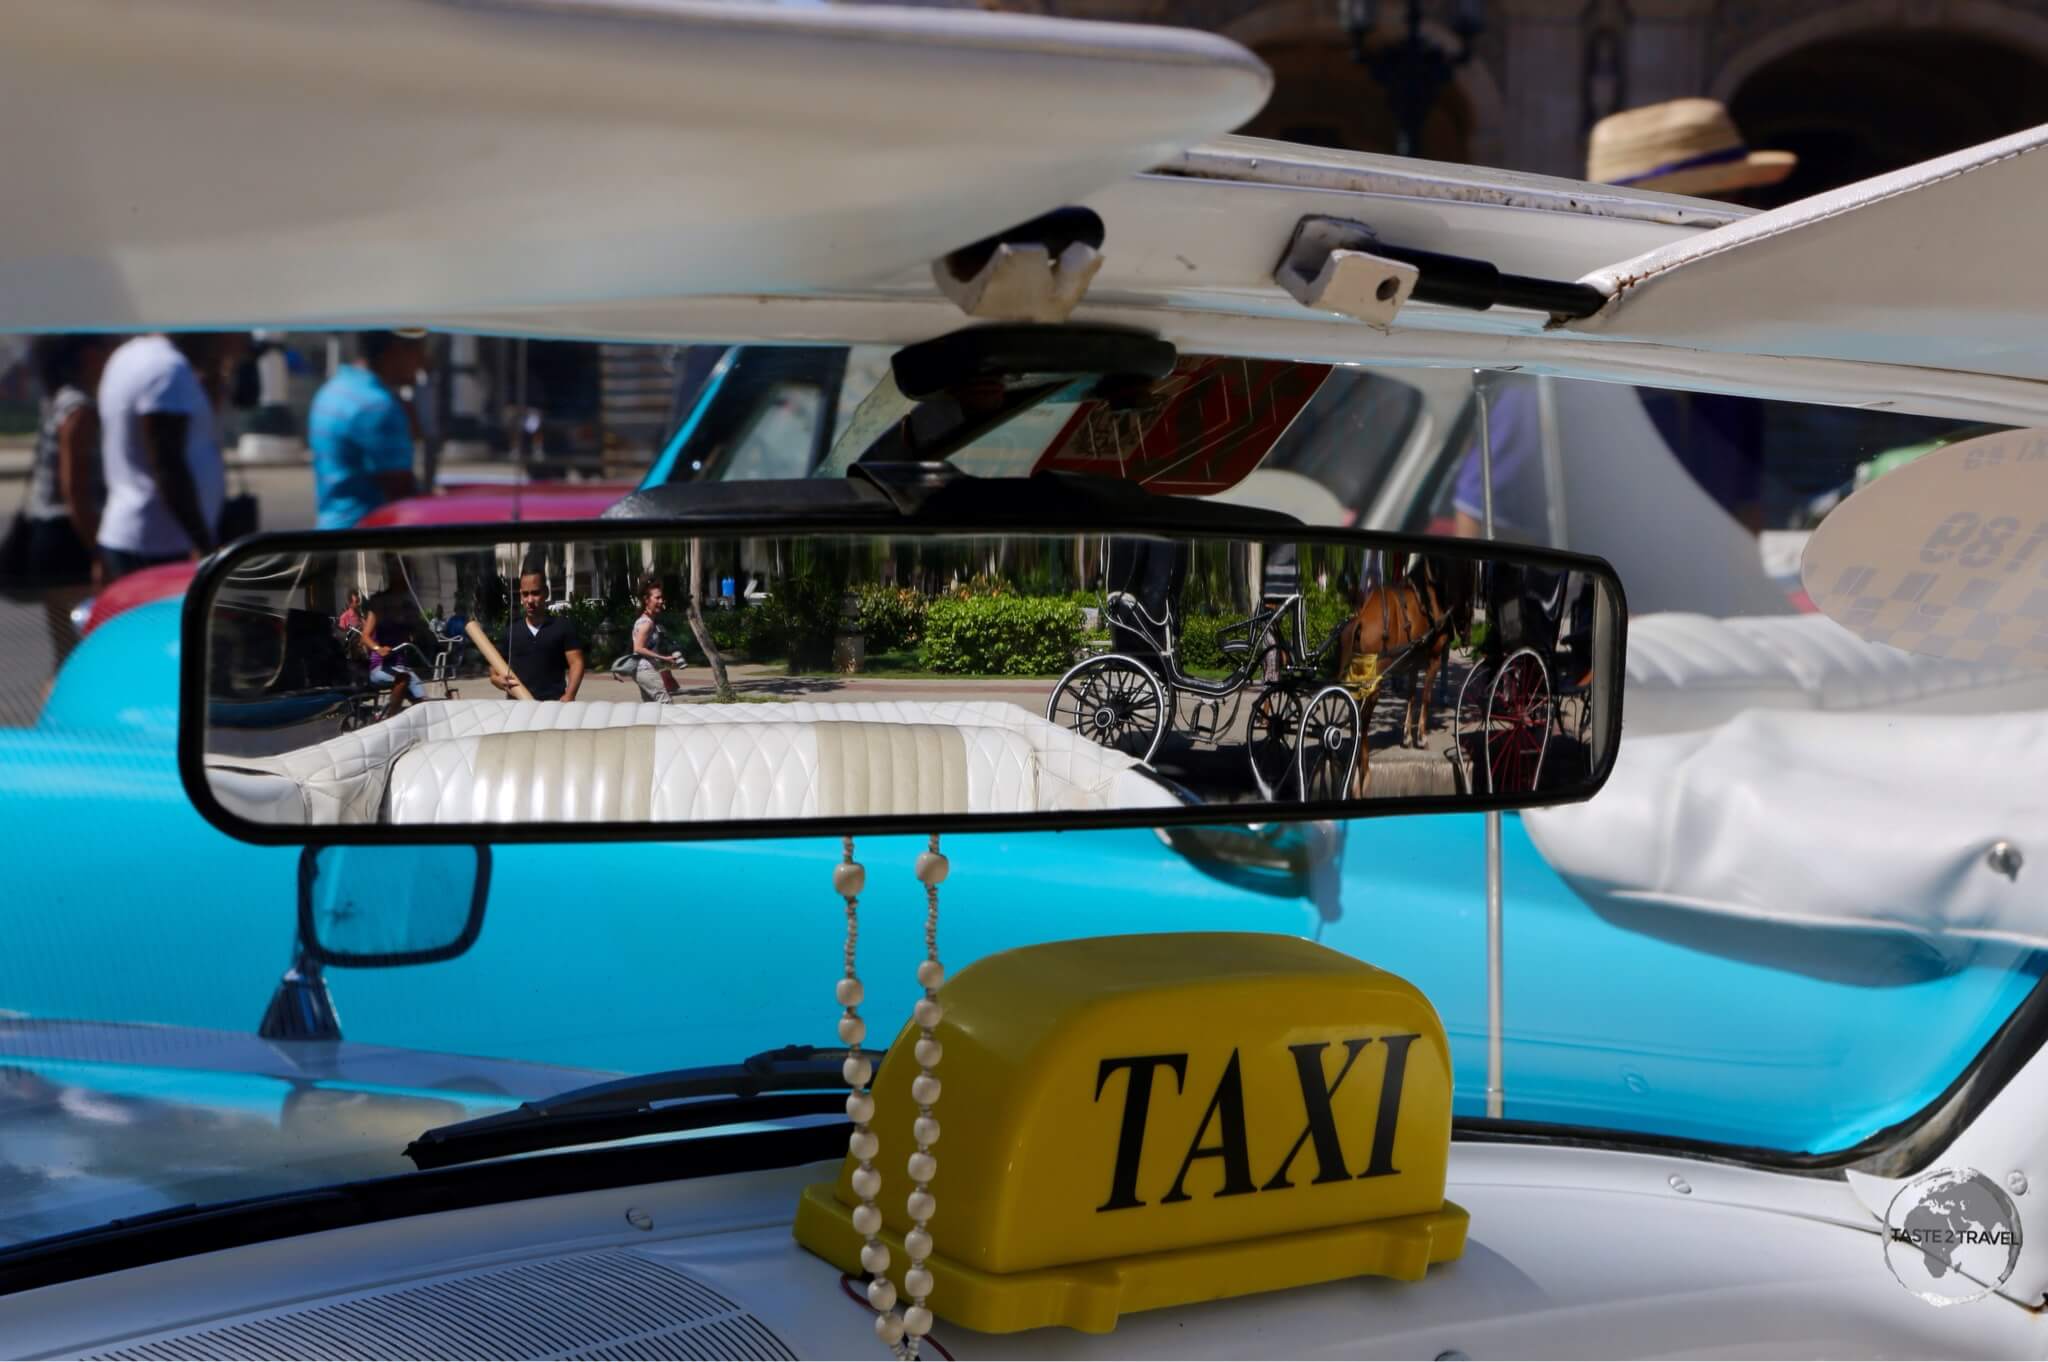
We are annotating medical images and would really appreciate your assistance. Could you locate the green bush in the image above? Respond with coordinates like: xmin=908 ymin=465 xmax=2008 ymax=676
xmin=920 ymin=595 xmax=1084 ymax=676
xmin=560 ymin=598 xmax=645 ymax=671
xmin=1175 ymin=610 xmax=1229 ymax=675
xmin=1303 ymin=585 xmax=1352 ymax=657
xmin=857 ymin=585 xmax=926 ymax=654
xmin=745 ymin=573 xmax=844 ymax=671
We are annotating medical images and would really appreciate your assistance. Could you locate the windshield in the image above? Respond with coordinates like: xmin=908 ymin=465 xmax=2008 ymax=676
xmin=3 ymin=352 xmax=2040 ymax=1252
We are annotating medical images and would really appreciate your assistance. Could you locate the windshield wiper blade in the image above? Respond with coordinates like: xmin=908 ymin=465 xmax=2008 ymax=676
xmin=404 ymin=1044 xmax=876 ymax=1170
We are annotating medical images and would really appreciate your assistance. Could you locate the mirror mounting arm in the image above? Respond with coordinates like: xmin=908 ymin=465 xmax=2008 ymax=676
xmin=257 ymin=946 xmax=340 ymax=1043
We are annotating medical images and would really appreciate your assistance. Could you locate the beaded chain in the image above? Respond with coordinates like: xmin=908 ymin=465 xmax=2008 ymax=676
xmin=835 ymin=834 xmax=947 ymax=1359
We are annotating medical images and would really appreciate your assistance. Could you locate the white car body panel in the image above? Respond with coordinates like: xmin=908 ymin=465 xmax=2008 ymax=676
xmin=1576 ymin=123 xmax=2048 ymax=383
xmin=4 ymin=1148 xmax=2032 ymax=1358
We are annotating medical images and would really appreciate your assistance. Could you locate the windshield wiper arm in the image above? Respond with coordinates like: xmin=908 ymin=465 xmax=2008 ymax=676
xmin=404 ymin=1044 xmax=877 ymax=1170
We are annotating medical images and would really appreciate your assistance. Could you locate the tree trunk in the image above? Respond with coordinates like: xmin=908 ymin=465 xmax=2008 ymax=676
xmin=686 ymin=537 xmax=735 ymax=701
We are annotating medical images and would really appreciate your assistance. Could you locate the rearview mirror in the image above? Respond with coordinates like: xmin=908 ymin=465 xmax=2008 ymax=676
xmin=183 ymin=520 xmax=1624 ymax=842
xmin=300 ymin=844 xmax=490 ymax=966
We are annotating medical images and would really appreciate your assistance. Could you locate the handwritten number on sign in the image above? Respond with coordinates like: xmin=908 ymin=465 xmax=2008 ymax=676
xmin=1922 ymin=512 xmax=1979 ymax=564
xmin=2010 ymin=523 xmax=2048 ymax=575
xmin=1960 ymin=516 xmax=2020 ymax=569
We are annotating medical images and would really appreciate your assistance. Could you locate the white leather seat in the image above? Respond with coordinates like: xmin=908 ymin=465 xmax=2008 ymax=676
xmin=1624 ymin=611 xmax=2048 ymax=735
xmin=387 ymin=722 xmax=998 ymax=824
xmin=1525 ymin=707 xmax=2048 ymax=951
xmin=209 ymin=700 xmax=1178 ymax=825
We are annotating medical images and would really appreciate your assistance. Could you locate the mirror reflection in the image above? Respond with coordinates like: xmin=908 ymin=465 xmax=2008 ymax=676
xmin=199 ymin=531 xmax=1619 ymax=829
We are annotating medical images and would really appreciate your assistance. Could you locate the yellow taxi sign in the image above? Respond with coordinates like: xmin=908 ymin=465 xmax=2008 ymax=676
xmin=794 ymin=932 xmax=1466 ymax=1333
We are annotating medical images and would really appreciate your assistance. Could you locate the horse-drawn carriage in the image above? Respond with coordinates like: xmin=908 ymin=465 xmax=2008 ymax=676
xmin=1045 ymin=548 xmax=1499 ymax=802
xmin=1043 ymin=585 xmax=1348 ymax=797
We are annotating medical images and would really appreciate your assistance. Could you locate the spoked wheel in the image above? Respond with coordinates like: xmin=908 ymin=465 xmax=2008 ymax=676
xmin=1482 ymin=647 xmax=1552 ymax=793
xmin=1046 ymin=653 xmax=1169 ymax=763
xmin=1451 ymin=663 xmax=1487 ymax=794
xmin=1245 ymin=685 xmax=1304 ymax=799
xmin=1296 ymin=685 xmax=1362 ymax=803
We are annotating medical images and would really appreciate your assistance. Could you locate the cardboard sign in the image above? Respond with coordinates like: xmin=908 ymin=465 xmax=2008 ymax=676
xmin=1802 ymin=428 xmax=2048 ymax=669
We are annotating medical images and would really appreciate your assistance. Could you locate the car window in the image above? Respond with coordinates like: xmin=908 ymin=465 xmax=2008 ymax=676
xmin=1429 ymin=372 xmax=2041 ymax=1150
xmin=721 ymin=382 xmax=823 ymax=481
xmin=15 ymin=351 xmax=2048 ymax=1251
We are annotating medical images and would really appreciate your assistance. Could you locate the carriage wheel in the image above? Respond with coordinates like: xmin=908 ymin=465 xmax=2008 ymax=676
xmin=1451 ymin=661 xmax=1488 ymax=793
xmin=1245 ymin=685 xmax=1303 ymax=799
xmin=1483 ymin=648 xmax=1552 ymax=794
xmin=1296 ymin=686 xmax=1361 ymax=803
xmin=1046 ymin=654 xmax=1169 ymax=763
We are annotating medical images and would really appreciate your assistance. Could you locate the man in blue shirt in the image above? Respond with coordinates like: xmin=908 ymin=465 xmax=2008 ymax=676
xmin=310 ymin=330 xmax=428 ymax=529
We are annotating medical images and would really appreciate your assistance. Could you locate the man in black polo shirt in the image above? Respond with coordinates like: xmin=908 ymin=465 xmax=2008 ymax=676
xmin=492 ymin=570 xmax=586 ymax=701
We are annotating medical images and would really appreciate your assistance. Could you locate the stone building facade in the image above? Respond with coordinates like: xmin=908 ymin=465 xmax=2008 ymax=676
xmin=980 ymin=0 xmax=2048 ymax=201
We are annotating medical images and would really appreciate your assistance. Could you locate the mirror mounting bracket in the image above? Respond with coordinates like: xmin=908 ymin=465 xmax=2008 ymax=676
xmin=1275 ymin=215 xmax=1608 ymax=321
xmin=257 ymin=951 xmax=340 ymax=1043
xmin=847 ymin=460 xmax=964 ymax=515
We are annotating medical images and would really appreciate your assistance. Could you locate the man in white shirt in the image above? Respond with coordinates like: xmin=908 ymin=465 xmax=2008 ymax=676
xmin=97 ymin=333 xmax=246 ymax=579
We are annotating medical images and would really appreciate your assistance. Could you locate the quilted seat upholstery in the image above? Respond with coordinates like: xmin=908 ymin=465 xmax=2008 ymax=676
xmin=386 ymin=721 xmax=1012 ymax=824
xmin=207 ymin=699 xmax=1177 ymax=825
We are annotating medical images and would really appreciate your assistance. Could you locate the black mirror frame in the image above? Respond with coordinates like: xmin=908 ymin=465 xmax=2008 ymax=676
xmin=298 ymin=844 xmax=492 ymax=967
xmin=181 ymin=505 xmax=1628 ymax=848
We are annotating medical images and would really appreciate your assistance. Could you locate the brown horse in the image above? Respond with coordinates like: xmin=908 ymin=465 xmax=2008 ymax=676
xmin=1335 ymin=555 xmax=1472 ymax=751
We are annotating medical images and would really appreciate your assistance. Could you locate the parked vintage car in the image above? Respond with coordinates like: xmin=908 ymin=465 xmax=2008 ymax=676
xmin=6 ymin=0 xmax=2048 ymax=1356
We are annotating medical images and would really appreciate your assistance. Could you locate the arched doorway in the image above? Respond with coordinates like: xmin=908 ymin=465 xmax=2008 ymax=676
xmin=1728 ymin=29 xmax=2048 ymax=208
xmin=1239 ymin=40 xmax=1472 ymax=160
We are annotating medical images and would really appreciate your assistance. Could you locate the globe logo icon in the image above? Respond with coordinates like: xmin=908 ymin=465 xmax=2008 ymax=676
xmin=1883 ymin=1168 xmax=2023 ymax=1306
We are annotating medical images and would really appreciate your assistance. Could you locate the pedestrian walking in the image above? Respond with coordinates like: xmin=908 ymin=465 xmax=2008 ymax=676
xmin=309 ymin=330 xmax=427 ymax=529
xmin=95 ymin=333 xmax=246 ymax=580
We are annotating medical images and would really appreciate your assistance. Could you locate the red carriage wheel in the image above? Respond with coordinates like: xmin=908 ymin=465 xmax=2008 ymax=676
xmin=1483 ymin=648 xmax=1552 ymax=794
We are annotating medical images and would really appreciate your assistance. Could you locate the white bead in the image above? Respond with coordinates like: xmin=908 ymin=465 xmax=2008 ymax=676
xmin=904 ymin=1227 xmax=933 ymax=1260
xmin=913 ymin=1037 xmax=943 ymax=1068
xmin=910 ymin=1073 xmax=941 ymax=1105
xmin=914 ymin=851 xmax=950 ymax=886
xmin=904 ymin=1305 xmax=934 ymax=1337
xmin=916 ymin=959 xmax=946 ymax=990
xmin=849 ymin=1129 xmax=878 ymax=1161
xmin=838 ymin=1014 xmax=867 ymax=1045
xmin=852 ymin=1203 xmax=882 ymax=1236
xmin=835 ymin=977 xmax=864 ymax=1006
xmin=842 ymin=1055 xmax=873 ymax=1088
xmin=907 ymin=1150 xmax=937 ymax=1182
xmin=868 ymin=1276 xmax=898 ymax=1311
xmin=874 ymin=1311 xmax=906 ymax=1346
xmin=912 ymin=998 xmax=944 ymax=1029
xmin=906 ymin=1189 xmax=936 ymax=1222
xmin=860 ymin=1241 xmax=891 ymax=1275
xmin=834 ymin=862 xmax=866 ymax=897
xmin=913 ymin=1116 xmax=941 ymax=1146
xmin=851 ymin=1166 xmax=881 ymax=1200
xmin=847 ymin=1091 xmax=875 ymax=1124
xmin=905 ymin=1266 xmax=934 ymax=1298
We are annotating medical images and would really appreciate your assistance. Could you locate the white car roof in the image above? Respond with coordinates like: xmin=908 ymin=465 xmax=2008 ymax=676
xmin=2 ymin=0 xmax=1267 ymax=332
xmin=12 ymin=1 xmax=2048 ymax=424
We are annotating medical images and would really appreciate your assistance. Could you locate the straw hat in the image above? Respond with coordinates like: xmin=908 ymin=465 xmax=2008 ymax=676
xmin=1586 ymin=98 xmax=1795 ymax=196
